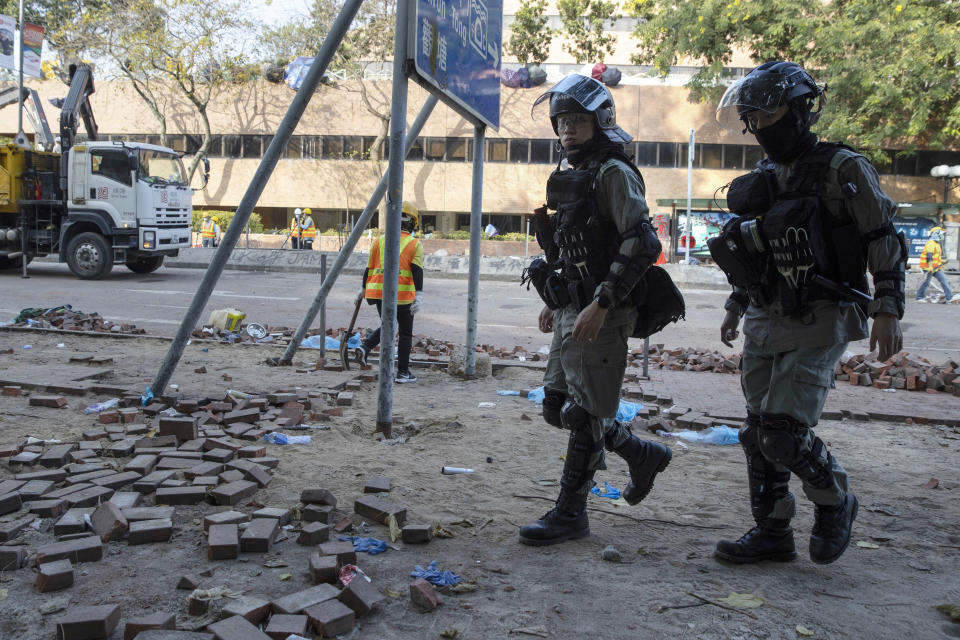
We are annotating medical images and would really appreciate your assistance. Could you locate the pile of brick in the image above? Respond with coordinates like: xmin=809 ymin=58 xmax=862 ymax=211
xmin=626 ymin=345 xmax=741 ymax=373
xmin=837 ymin=352 xmax=960 ymax=396
xmin=0 ymin=382 xmax=445 ymax=638
xmin=12 ymin=307 xmax=146 ymax=335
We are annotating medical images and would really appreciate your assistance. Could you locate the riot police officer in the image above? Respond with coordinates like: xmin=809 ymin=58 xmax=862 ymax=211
xmin=711 ymin=61 xmax=905 ymax=565
xmin=519 ymin=75 xmax=671 ymax=546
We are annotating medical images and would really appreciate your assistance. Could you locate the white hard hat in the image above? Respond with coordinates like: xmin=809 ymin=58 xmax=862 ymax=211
xmin=294 ymin=208 xmax=302 ymax=216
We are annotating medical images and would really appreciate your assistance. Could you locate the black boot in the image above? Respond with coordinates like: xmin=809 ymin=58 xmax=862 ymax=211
xmin=714 ymin=519 xmax=798 ymax=563
xmin=608 ymin=433 xmax=672 ymax=505
xmin=518 ymin=488 xmax=590 ymax=546
xmin=809 ymin=493 xmax=858 ymax=564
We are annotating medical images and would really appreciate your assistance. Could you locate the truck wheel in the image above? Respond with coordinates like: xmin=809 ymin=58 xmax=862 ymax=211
xmin=125 ymin=255 xmax=165 ymax=273
xmin=66 ymin=232 xmax=114 ymax=279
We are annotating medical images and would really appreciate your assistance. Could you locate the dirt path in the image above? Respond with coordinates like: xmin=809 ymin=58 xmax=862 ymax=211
xmin=1 ymin=331 xmax=958 ymax=640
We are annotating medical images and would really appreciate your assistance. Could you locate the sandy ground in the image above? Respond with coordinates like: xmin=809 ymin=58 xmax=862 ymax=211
xmin=0 ymin=330 xmax=958 ymax=640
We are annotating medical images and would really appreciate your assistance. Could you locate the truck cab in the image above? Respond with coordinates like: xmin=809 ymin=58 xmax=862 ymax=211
xmin=61 ymin=141 xmax=192 ymax=277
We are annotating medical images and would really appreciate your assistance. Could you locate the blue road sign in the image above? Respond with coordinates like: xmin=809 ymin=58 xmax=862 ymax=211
xmin=413 ymin=0 xmax=502 ymax=130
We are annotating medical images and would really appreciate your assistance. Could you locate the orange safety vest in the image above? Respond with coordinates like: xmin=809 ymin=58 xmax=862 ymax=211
xmin=201 ymin=218 xmax=216 ymax=239
xmin=919 ymin=239 xmax=945 ymax=272
xmin=300 ymin=217 xmax=317 ymax=239
xmin=364 ymin=232 xmax=422 ymax=303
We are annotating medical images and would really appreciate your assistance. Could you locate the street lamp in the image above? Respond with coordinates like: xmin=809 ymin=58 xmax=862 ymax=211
xmin=930 ymin=164 xmax=960 ymax=204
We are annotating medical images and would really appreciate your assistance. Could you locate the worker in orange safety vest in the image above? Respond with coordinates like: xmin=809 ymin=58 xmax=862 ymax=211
xmin=354 ymin=201 xmax=424 ymax=383
xmin=200 ymin=214 xmax=217 ymax=248
xmin=916 ymin=226 xmax=958 ymax=303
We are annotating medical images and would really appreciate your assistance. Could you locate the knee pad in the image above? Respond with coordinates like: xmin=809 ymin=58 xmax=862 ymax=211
xmin=758 ymin=413 xmax=807 ymax=467
xmin=560 ymin=401 xmax=590 ymax=433
xmin=542 ymin=389 xmax=566 ymax=428
xmin=739 ymin=411 xmax=762 ymax=455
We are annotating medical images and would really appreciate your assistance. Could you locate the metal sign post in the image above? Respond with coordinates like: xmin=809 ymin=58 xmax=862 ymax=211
xmin=684 ymin=128 xmax=694 ymax=264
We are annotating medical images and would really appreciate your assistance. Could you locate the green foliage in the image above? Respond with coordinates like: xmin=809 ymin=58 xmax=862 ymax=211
xmin=628 ymin=0 xmax=960 ymax=160
xmin=556 ymin=0 xmax=619 ymax=64
xmin=505 ymin=0 xmax=553 ymax=65
xmin=192 ymin=210 xmax=263 ymax=233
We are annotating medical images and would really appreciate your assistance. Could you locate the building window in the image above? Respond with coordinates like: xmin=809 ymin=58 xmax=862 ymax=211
xmin=530 ymin=139 xmax=553 ymax=164
xmin=635 ymin=142 xmax=658 ymax=167
xmin=166 ymin=135 xmax=185 ymax=152
xmin=446 ymin=137 xmax=470 ymax=161
xmin=455 ymin=213 xmax=472 ymax=230
xmin=701 ymin=144 xmax=723 ymax=169
xmin=343 ymin=135 xmax=364 ymax=159
xmin=147 ymin=135 xmax=161 ymax=146
xmin=242 ymin=135 xmax=262 ymax=158
xmin=302 ymin=136 xmax=322 ymax=159
xmin=658 ymin=142 xmax=678 ymax=168
xmin=743 ymin=145 xmax=764 ymax=168
xmin=510 ymin=139 xmax=529 ymax=163
xmin=285 ymin=136 xmax=303 ymax=159
xmin=223 ymin=135 xmax=242 ymax=158
xmin=420 ymin=214 xmax=437 ymax=234
xmin=425 ymin=137 xmax=445 ymax=161
xmin=362 ymin=136 xmax=383 ymax=160
xmin=487 ymin=139 xmax=508 ymax=162
xmin=323 ymin=136 xmax=344 ymax=159
xmin=185 ymin=134 xmax=203 ymax=154
xmin=406 ymin=137 xmax=423 ymax=161
xmin=722 ymin=145 xmax=744 ymax=170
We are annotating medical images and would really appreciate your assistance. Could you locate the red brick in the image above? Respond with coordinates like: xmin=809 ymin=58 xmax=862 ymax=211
xmin=239 ymin=463 xmax=272 ymax=488
xmin=222 ymin=595 xmax=272 ymax=624
xmin=36 ymin=558 xmax=74 ymax=592
xmin=90 ymin=502 xmax=128 ymax=542
xmin=133 ymin=470 xmax=176 ymax=493
xmin=55 ymin=605 xmax=121 ymax=640
xmin=354 ymin=495 xmax=406 ymax=526
xmin=2 ymin=385 xmax=22 ymax=396
xmin=401 ymin=524 xmax=433 ymax=544
xmin=8 ymin=451 xmax=41 ymax=465
xmin=409 ymin=578 xmax=442 ymax=611
xmin=335 ymin=392 xmax=354 ymax=406
xmin=128 ymin=518 xmax=173 ymax=544
xmin=322 ymin=407 xmax=343 ymax=417
xmin=222 ymin=408 xmax=261 ymax=425
xmin=251 ymin=507 xmax=290 ymax=525
xmin=182 ymin=461 xmax=225 ymax=480
xmin=363 ymin=475 xmax=391 ymax=493
xmin=0 ymin=545 xmax=27 ymax=570
xmin=264 ymin=614 xmax=309 ymax=640
xmin=210 ymin=479 xmax=258 ymax=506
xmin=122 ymin=612 xmax=176 ymax=640
xmin=0 ymin=491 xmax=23 ymax=516
xmin=19 ymin=479 xmax=56 ymax=500
xmin=125 ymin=454 xmax=158 ymax=476
xmin=207 ymin=614 xmax=272 ymax=640
xmin=272 ymin=584 xmax=340 ymax=614
xmin=29 ymin=395 xmax=68 ymax=408
xmin=135 ymin=435 xmax=178 ymax=450
xmin=155 ymin=457 xmax=204 ymax=471
xmin=98 ymin=410 xmax=120 ymax=424
xmin=91 ymin=471 xmax=143 ymax=491
xmin=64 ymin=485 xmax=115 ymax=508
xmin=305 ymin=599 xmax=355 ymax=637
xmin=240 ymin=518 xmax=278 ymax=552
xmin=177 ymin=575 xmax=201 ymax=590
xmin=338 ymin=575 xmax=384 ymax=616
xmin=208 ymin=523 xmax=239 ymax=560
xmin=300 ymin=488 xmax=337 ymax=507
xmin=0 ymin=515 xmax=36 ymax=542
xmin=237 ymin=445 xmax=266 ymax=458
xmin=297 ymin=522 xmax=330 ymax=546
xmin=39 ymin=443 xmax=78 ymax=468
xmin=203 ymin=510 xmax=249 ymax=532
xmin=303 ymin=503 xmax=334 ymax=524
xmin=317 ymin=541 xmax=356 ymax=566
xmin=156 ymin=486 xmax=207 ymax=505
xmin=308 ymin=552 xmax=338 ymax=584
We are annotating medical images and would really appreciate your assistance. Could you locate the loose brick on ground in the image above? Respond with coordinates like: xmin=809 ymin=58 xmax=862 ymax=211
xmin=207 ymin=614 xmax=272 ymax=640
xmin=221 ymin=595 xmax=272 ymax=624
xmin=0 ymin=491 xmax=23 ymax=516
xmin=39 ymin=444 xmax=78 ymax=468
xmin=409 ymin=577 xmax=442 ymax=612
xmin=264 ymin=614 xmax=309 ymax=640
xmin=308 ymin=552 xmax=338 ymax=584
xmin=338 ymin=576 xmax=383 ymax=616
xmin=208 ymin=523 xmax=239 ymax=560
xmin=155 ymin=457 xmax=204 ymax=471
xmin=238 ymin=444 xmax=266 ymax=458
xmin=203 ymin=448 xmax=234 ymax=463
xmin=240 ymin=518 xmax=279 ymax=553
xmin=156 ymin=486 xmax=207 ymax=505
xmin=36 ymin=558 xmax=74 ymax=592
xmin=133 ymin=631 xmax=213 ymax=639
xmin=272 ymin=584 xmax=340 ymax=614
xmin=122 ymin=611 xmax=176 ymax=640
xmin=177 ymin=575 xmax=201 ymax=590
xmin=302 ymin=503 xmax=334 ymax=524
xmin=19 ymin=479 xmax=56 ymax=500
xmin=66 ymin=469 xmax=115 ymax=486
xmin=354 ymin=495 xmax=406 ymax=526
xmin=401 ymin=523 xmax=433 ymax=544
xmin=128 ymin=518 xmax=173 ymax=544
xmin=0 ymin=514 xmax=36 ymax=542
xmin=300 ymin=488 xmax=337 ymax=507
xmin=136 ymin=435 xmax=178 ymax=450
xmin=91 ymin=471 xmax=143 ymax=491
xmin=159 ymin=416 xmax=199 ymax=443
xmin=15 ymin=468 xmax=67 ymax=482
xmin=335 ymin=392 xmax=353 ymax=406
xmin=125 ymin=454 xmax=158 ymax=475
xmin=55 ymin=605 xmax=121 ymax=640
xmin=317 ymin=541 xmax=356 ymax=566
xmin=305 ymin=599 xmax=355 ymax=637
xmin=8 ymin=451 xmax=41 ymax=465
xmin=0 ymin=479 xmax=25 ymax=494
xmin=108 ymin=492 xmax=141 ymax=510
xmin=65 ymin=485 xmax=115 ymax=508
xmin=297 ymin=522 xmax=330 ymax=546
xmin=249 ymin=456 xmax=279 ymax=469
xmin=0 ymin=545 xmax=27 ymax=570
xmin=122 ymin=506 xmax=175 ymax=522
xmin=222 ymin=408 xmax=261 ymax=425
xmin=133 ymin=470 xmax=176 ymax=493
xmin=363 ymin=475 xmax=391 ymax=493
xmin=29 ymin=395 xmax=68 ymax=408
xmin=90 ymin=502 xmax=128 ymax=542
xmin=210 ymin=479 xmax=258 ymax=506
xmin=203 ymin=510 xmax=249 ymax=531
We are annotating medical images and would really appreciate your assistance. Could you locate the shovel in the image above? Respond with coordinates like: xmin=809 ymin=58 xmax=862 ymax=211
xmin=339 ymin=294 xmax=363 ymax=370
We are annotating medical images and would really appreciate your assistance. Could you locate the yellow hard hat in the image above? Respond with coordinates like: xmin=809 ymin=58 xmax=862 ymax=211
xmin=401 ymin=201 xmax=419 ymax=227
xmin=303 ymin=207 xmax=312 ymax=215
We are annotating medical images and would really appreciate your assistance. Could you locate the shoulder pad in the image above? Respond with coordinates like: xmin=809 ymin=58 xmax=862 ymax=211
xmin=828 ymin=146 xmax=864 ymax=172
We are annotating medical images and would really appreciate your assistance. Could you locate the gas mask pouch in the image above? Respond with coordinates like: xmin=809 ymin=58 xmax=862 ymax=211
xmin=727 ymin=166 xmax=778 ymax=217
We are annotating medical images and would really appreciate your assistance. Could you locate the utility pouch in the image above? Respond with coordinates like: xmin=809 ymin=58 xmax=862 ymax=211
xmin=708 ymin=218 xmax=766 ymax=289
xmin=631 ymin=266 xmax=686 ymax=339
xmin=522 ymin=257 xmax=565 ymax=309
xmin=727 ymin=166 xmax=778 ymax=217
xmin=533 ymin=206 xmax=559 ymax=263
xmin=830 ymin=222 xmax=867 ymax=288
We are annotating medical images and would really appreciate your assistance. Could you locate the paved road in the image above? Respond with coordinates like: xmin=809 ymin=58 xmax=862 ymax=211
xmin=1 ymin=262 xmax=957 ymax=363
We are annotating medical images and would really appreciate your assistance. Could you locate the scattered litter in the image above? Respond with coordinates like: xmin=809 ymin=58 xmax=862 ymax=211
xmin=226 ymin=389 xmax=251 ymax=400
xmin=189 ymin=586 xmax=243 ymax=601
xmin=796 ymin=625 xmax=815 ymax=637
xmin=263 ymin=432 xmax=311 ymax=445
xmin=411 ymin=560 xmax=461 ymax=587
xmin=246 ymin=322 xmax=267 ymax=339
xmin=936 ymin=604 xmax=960 ymax=622
xmin=387 ymin=514 xmax=401 ymax=543
xmin=497 ymin=390 xmax=521 ymax=396
xmin=56 ymin=343 xmax=65 ymax=348
xmin=339 ymin=536 xmax=389 ymax=555
xmin=338 ymin=564 xmax=370 ymax=586
xmin=478 ymin=402 xmax=495 ymax=408
xmin=717 ymin=592 xmax=764 ymax=609
xmin=39 ymin=599 xmax=68 ymax=615
xmin=286 ymin=423 xmax=330 ymax=431
xmin=22 ymin=345 xmax=31 ymax=349
xmin=301 ymin=332 xmax=362 ymax=350
xmin=590 ymin=482 xmax=621 ymax=500
xmin=656 ymin=425 xmax=739 ymax=445
xmin=278 ymin=573 xmax=292 ymax=581
xmin=601 ymin=545 xmax=622 ymax=563
xmin=924 ymin=478 xmax=940 ymax=490
xmin=441 ymin=466 xmax=474 ymax=475
xmin=527 ymin=386 xmax=644 ymax=423
xmin=511 ymin=626 xmax=549 ymax=637
xmin=881 ymin=388 xmax=896 ymax=393
xmin=141 ymin=385 xmax=154 ymax=407
xmin=864 ymin=504 xmax=900 ymax=516
xmin=158 ymin=407 xmax=182 ymax=417
xmin=855 ymin=541 xmax=880 ymax=549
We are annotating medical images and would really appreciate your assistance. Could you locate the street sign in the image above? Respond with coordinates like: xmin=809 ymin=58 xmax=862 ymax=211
xmin=412 ymin=0 xmax=502 ymax=130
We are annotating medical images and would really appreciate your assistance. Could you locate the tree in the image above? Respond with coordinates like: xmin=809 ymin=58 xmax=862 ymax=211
xmin=505 ymin=0 xmax=553 ymax=66
xmin=627 ymin=0 xmax=960 ymax=160
xmin=556 ymin=0 xmax=619 ymax=64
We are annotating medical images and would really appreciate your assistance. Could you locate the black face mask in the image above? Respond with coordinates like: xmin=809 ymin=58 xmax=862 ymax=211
xmin=754 ymin=109 xmax=817 ymax=164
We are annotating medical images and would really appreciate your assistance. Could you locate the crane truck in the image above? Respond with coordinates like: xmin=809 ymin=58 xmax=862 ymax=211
xmin=0 ymin=64 xmax=202 ymax=279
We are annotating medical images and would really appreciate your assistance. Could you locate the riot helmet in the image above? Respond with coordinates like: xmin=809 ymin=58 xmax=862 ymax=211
xmin=532 ymin=74 xmax=632 ymax=143
xmin=716 ymin=61 xmax=825 ymax=133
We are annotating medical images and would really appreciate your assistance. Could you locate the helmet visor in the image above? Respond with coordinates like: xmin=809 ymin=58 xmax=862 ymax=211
xmin=532 ymin=74 xmax=611 ymax=120
xmin=716 ymin=75 xmax=788 ymax=131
